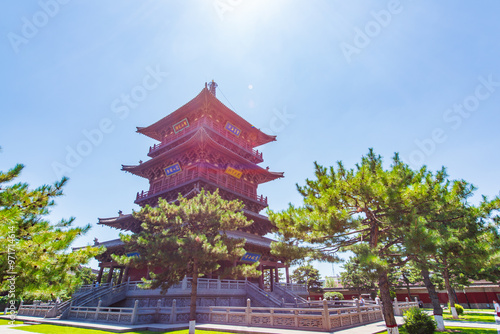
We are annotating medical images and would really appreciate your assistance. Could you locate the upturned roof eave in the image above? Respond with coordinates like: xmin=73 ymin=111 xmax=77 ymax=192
xmin=136 ymin=86 xmax=276 ymax=146
xmin=122 ymin=128 xmax=283 ymax=182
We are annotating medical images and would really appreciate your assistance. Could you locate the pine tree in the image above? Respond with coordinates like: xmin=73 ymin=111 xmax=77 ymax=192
xmin=395 ymin=262 xmax=421 ymax=301
xmin=0 ymin=160 xmax=101 ymax=302
xmin=339 ymin=257 xmax=377 ymax=296
xmin=113 ymin=190 xmax=260 ymax=333
xmin=416 ymin=184 xmax=500 ymax=320
xmin=269 ymin=149 xmax=446 ymax=334
xmin=291 ymin=264 xmax=322 ymax=292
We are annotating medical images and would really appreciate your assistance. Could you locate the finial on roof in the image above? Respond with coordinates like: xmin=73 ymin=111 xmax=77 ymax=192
xmin=208 ymin=80 xmax=218 ymax=97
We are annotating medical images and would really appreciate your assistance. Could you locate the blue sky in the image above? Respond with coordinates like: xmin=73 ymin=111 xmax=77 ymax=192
xmin=1 ymin=1 xmax=500 ymax=279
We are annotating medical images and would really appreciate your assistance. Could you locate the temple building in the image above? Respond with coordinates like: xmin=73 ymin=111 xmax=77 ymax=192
xmin=94 ymin=81 xmax=289 ymax=293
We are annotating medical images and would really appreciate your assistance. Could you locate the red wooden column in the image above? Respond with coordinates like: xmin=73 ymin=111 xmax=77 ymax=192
xmin=258 ymin=264 xmax=264 ymax=289
xmin=106 ymin=266 xmax=114 ymax=284
xmin=97 ymin=266 xmax=104 ymax=284
xmin=285 ymin=267 xmax=290 ymax=284
xmin=121 ymin=267 xmax=129 ymax=284
xmin=270 ymin=268 xmax=274 ymax=291
xmin=117 ymin=267 xmax=124 ymax=285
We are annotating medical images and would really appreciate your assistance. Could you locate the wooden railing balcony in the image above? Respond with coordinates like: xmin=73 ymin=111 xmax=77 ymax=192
xmin=135 ymin=169 xmax=268 ymax=206
xmin=148 ymin=117 xmax=263 ymax=161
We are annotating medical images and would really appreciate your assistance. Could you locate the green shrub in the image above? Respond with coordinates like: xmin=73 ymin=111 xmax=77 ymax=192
xmin=323 ymin=292 xmax=344 ymax=300
xmin=447 ymin=303 xmax=464 ymax=315
xmin=403 ymin=307 xmax=436 ymax=334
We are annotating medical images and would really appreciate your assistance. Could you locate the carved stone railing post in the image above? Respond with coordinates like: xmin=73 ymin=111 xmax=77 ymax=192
xmin=182 ymin=277 xmax=187 ymax=290
xmin=131 ymin=300 xmax=139 ymax=325
xmin=356 ymin=298 xmax=363 ymax=323
xmin=170 ymin=299 xmax=176 ymax=324
xmin=155 ymin=299 xmax=161 ymax=323
xmin=94 ymin=300 xmax=102 ymax=321
xmin=393 ymin=297 xmax=400 ymax=316
xmin=245 ymin=298 xmax=251 ymax=326
xmin=323 ymin=299 xmax=331 ymax=330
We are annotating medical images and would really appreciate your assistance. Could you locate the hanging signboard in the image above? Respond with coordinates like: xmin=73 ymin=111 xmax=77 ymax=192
xmin=225 ymin=121 xmax=241 ymax=137
xmin=164 ymin=163 xmax=182 ymax=177
xmin=241 ymin=252 xmax=261 ymax=263
xmin=173 ymin=118 xmax=189 ymax=133
xmin=126 ymin=252 xmax=140 ymax=258
xmin=225 ymin=166 xmax=242 ymax=179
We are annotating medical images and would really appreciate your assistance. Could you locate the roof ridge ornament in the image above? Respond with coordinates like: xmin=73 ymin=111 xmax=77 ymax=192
xmin=208 ymin=80 xmax=218 ymax=97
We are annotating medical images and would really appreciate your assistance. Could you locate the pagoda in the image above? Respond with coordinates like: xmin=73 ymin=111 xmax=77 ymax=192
xmin=94 ymin=81 xmax=288 ymax=291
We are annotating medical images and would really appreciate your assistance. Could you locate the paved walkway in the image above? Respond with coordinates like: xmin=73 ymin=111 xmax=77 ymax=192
xmin=0 ymin=314 xmax=498 ymax=334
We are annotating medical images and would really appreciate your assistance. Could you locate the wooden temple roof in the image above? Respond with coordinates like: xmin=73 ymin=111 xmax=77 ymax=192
xmin=89 ymin=230 xmax=276 ymax=251
xmin=98 ymin=214 xmax=141 ymax=233
xmin=122 ymin=127 xmax=284 ymax=183
xmin=136 ymin=85 xmax=276 ymax=147
xmin=98 ymin=208 xmax=274 ymax=235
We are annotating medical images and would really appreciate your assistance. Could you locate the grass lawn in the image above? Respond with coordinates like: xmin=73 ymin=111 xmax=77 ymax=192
xmin=382 ymin=326 xmax=498 ymax=333
xmin=463 ymin=309 xmax=495 ymax=313
xmin=0 ymin=319 xmax=23 ymax=325
xmin=443 ymin=312 xmax=495 ymax=323
xmin=424 ymin=308 xmax=495 ymax=313
xmin=12 ymin=325 xmax=235 ymax=334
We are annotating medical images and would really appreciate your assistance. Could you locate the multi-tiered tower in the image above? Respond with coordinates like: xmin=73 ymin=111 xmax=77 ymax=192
xmin=95 ymin=82 xmax=287 ymax=289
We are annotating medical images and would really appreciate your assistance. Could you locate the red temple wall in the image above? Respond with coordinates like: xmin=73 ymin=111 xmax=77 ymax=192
xmin=320 ymin=286 xmax=500 ymax=306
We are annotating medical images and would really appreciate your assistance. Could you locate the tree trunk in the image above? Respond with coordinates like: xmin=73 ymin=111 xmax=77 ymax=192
xmin=442 ymin=265 xmax=458 ymax=319
xmin=189 ymin=260 xmax=198 ymax=334
xmin=421 ymin=267 xmax=445 ymax=331
xmin=378 ymin=269 xmax=399 ymax=334
xmin=401 ymin=272 xmax=411 ymax=300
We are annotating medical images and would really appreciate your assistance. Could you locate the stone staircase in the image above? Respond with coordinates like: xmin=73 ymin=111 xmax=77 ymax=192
xmin=244 ymin=281 xmax=283 ymax=307
xmin=16 ymin=283 xmax=114 ymax=319
xmin=60 ymin=282 xmax=128 ymax=319
xmin=17 ymin=279 xmax=309 ymax=319
xmin=272 ymin=283 xmax=308 ymax=307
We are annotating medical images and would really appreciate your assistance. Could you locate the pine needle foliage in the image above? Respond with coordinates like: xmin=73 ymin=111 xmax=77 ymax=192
xmin=0 ymin=160 xmax=101 ymax=301
xmin=113 ymin=189 xmax=261 ymax=321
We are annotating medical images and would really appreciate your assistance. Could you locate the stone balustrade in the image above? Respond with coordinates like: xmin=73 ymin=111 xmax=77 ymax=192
xmin=64 ymin=297 xmax=385 ymax=330
xmin=210 ymin=299 xmax=383 ymax=331
xmin=125 ymin=277 xmax=247 ymax=296
xmin=393 ymin=297 xmax=419 ymax=315
xmin=67 ymin=299 xmax=211 ymax=325
xmin=276 ymin=282 xmax=308 ymax=293
xmin=17 ymin=302 xmax=55 ymax=317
